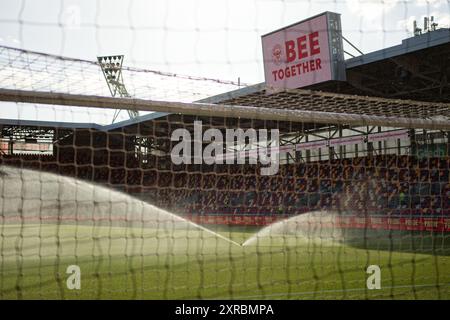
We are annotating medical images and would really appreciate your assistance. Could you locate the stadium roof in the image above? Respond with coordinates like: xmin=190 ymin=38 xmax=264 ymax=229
xmin=345 ymin=28 xmax=450 ymax=68
xmin=199 ymin=85 xmax=450 ymax=125
xmin=100 ymin=28 xmax=450 ymax=132
xmin=198 ymin=85 xmax=450 ymax=122
xmin=202 ymin=28 xmax=450 ymax=104
xmin=0 ymin=118 xmax=103 ymax=130
xmin=102 ymin=112 xmax=170 ymax=131
xmin=0 ymin=112 xmax=171 ymax=132
xmin=0 ymin=29 xmax=450 ymax=132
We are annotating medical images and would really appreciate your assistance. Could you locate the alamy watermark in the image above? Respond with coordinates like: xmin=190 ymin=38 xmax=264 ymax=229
xmin=66 ymin=265 xmax=81 ymax=290
xmin=366 ymin=265 xmax=381 ymax=290
xmin=62 ymin=5 xmax=81 ymax=30
xmin=170 ymin=121 xmax=281 ymax=175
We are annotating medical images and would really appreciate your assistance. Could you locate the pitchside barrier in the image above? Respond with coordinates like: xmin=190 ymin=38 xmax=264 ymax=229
xmin=186 ymin=214 xmax=450 ymax=232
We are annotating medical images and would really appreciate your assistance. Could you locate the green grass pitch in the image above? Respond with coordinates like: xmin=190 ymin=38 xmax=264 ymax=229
xmin=1 ymin=223 xmax=450 ymax=299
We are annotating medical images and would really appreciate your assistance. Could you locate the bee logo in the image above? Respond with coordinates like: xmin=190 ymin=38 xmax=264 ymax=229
xmin=272 ymin=44 xmax=283 ymax=65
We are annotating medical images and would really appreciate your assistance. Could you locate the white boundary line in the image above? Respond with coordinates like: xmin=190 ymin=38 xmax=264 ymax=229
xmin=213 ymin=282 xmax=450 ymax=300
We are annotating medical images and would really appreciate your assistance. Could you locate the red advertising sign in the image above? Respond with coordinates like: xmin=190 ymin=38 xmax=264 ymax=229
xmin=367 ymin=129 xmax=409 ymax=142
xmin=262 ymin=12 xmax=345 ymax=92
xmin=329 ymin=135 xmax=365 ymax=146
xmin=295 ymin=140 xmax=328 ymax=151
xmin=186 ymin=214 xmax=450 ymax=233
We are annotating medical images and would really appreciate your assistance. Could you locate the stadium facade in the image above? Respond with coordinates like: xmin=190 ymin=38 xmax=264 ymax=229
xmin=0 ymin=27 xmax=449 ymax=232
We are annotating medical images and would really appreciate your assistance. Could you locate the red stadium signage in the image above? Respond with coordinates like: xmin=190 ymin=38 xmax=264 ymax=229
xmin=295 ymin=140 xmax=328 ymax=151
xmin=4 ymin=213 xmax=449 ymax=233
xmin=262 ymin=12 xmax=346 ymax=92
xmin=368 ymin=129 xmax=409 ymax=142
xmin=329 ymin=135 xmax=365 ymax=146
xmin=185 ymin=214 xmax=450 ymax=233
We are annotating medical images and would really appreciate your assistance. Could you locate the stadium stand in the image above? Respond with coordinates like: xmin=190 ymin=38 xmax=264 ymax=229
xmin=0 ymin=28 xmax=449 ymax=229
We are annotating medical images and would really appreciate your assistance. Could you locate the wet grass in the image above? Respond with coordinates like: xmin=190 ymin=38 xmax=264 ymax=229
xmin=1 ymin=223 xmax=450 ymax=299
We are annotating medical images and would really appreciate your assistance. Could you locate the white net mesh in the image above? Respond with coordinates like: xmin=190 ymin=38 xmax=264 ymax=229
xmin=0 ymin=0 xmax=450 ymax=301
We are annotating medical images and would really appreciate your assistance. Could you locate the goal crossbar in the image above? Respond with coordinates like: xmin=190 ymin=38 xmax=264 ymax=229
xmin=0 ymin=88 xmax=449 ymax=130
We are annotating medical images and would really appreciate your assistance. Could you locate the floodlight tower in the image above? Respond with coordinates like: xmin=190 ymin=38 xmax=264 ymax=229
xmin=97 ymin=55 xmax=139 ymax=123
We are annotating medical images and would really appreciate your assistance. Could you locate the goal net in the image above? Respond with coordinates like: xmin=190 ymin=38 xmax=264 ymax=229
xmin=0 ymin=0 xmax=450 ymax=300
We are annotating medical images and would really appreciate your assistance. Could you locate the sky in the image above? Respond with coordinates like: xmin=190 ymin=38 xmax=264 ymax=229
xmin=0 ymin=0 xmax=449 ymax=124
xmin=1 ymin=0 xmax=449 ymax=83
